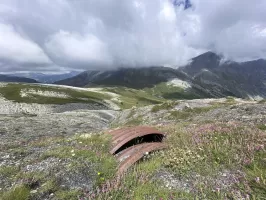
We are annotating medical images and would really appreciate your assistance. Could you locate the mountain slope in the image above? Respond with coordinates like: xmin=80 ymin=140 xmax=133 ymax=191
xmin=180 ymin=52 xmax=266 ymax=99
xmin=55 ymin=52 xmax=266 ymax=99
xmin=55 ymin=67 xmax=212 ymax=100
xmin=0 ymin=74 xmax=38 ymax=83
xmin=55 ymin=67 xmax=188 ymax=88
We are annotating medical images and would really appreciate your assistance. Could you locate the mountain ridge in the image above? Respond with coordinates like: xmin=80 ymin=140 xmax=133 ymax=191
xmin=55 ymin=52 xmax=266 ymax=99
xmin=4 ymin=71 xmax=80 ymax=83
xmin=0 ymin=74 xmax=38 ymax=83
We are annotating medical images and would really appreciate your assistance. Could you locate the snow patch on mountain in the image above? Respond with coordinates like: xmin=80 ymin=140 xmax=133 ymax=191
xmin=167 ymin=79 xmax=191 ymax=89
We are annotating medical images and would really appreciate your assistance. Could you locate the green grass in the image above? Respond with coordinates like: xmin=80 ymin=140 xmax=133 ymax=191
xmin=143 ymin=82 xmax=202 ymax=100
xmin=90 ymin=166 xmax=195 ymax=200
xmin=169 ymin=106 xmax=214 ymax=120
xmin=38 ymin=178 xmax=59 ymax=194
xmin=257 ymin=124 xmax=266 ymax=131
xmin=104 ymin=83 xmax=208 ymax=109
xmin=160 ymin=123 xmax=266 ymax=198
xmin=40 ymin=134 xmax=117 ymax=185
xmin=2 ymin=122 xmax=265 ymax=199
xmin=6 ymin=119 xmax=266 ymax=197
xmin=244 ymin=151 xmax=266 ymax=199
xmin=0 ymin=83 xmax=167 ymax=109
xmin=0 ymin=82 xmax=214 ymax=109
xmin=104 ymin=83 xmax=207 ymax=109
xmin=0 ymin=83 xmax=110 ymax=105
xmin=0 ymin=134 xmax=118 ymax=200
xmin=0 ymin=166 xmax=20 ymax=178
xmin=1 ymin=185 xmax=30 ymax=200
xmin=104 ymin=87 xmax=164 ymax=109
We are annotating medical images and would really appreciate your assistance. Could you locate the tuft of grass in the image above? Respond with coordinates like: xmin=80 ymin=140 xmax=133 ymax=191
xmin=0 ymin=166 xmax=20 ymax=178
xmin=1 ymin=185 xmax=30 ymax=200
xmin=244 ymin=150 xmax=266 ymax=199
xmin=15 ymin=171 xmax=46 ymax=187
xmin=39 ymin=179 xmax=59 ymax=194
xmin=257 ymin=124 xmax=266 ymax=131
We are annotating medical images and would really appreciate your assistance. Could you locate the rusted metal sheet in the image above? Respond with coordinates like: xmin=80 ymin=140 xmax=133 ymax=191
xmin=107 ymin=126 xmax=133 ymax=136
xmin=117 ymin=142 xmax=167 ymax=174
xmin=116 ymin=142 xmax=158 ymax=163
xmin=108 ymin=126 xmax=157 ymax=141
xmin=111 ymin=127 xmax=161 ymax=146
xmin=108 ymin=126 xmax=165 ymax=154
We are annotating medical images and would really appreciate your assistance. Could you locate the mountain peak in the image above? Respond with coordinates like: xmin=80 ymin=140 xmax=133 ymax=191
xmin=182 ymin=52 xmax=222 ymax=76
xmin=192 ymin=51 xmax=221 ymax=61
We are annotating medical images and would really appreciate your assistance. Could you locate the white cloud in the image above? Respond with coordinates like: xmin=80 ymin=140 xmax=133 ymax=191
xmin=45 ymin=30 xmax=112 ymax=67
xmin=0 ymin=23 xmax=51 ymax=64
xmin=186 ymin=0 xmax=266 ymax=60
xmin=0 ymin=0 xmax=265 ymax=72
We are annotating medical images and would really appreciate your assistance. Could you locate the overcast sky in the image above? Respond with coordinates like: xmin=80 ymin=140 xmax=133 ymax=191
xmin=0 ymin=0 xmax=266 ymax=73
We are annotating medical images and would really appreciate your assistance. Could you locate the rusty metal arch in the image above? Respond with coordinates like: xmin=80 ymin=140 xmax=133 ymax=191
xmin=108 ymin=126 xmax=166 ymax=155
xmin=105 ymin=126 xmax=167 ymax=174
xmin=111 ymin=127 xmax=162 ymax=146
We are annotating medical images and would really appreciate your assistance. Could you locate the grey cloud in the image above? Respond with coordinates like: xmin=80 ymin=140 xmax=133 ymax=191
xmin=186 ymin=0 xmax=266 ymax=61
xmin=0 ymin=0 xmax=265 ymax=72
xmin=0 ymin=23 xmax=51 ymax=63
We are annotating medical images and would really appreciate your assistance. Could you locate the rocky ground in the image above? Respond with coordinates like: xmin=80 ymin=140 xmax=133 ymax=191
xmin=113 ymin=98 xmax=264 ymax=126
xmin=0 ymin=94 xmax=265 ymax=199
xmin=0 ymin=95 xmax=119 ymax=199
